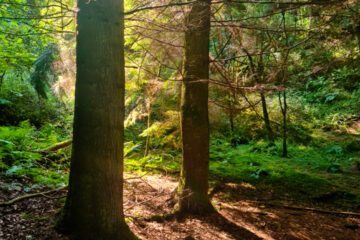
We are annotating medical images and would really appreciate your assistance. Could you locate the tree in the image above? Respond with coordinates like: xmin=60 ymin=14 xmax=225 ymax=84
xmin=178 ymin=0 xmax=213 ymax=214
xmin=243 ymin=44 xmax=276 ymax=145
xmin=58 ymin=0 xmax=136 ymax=239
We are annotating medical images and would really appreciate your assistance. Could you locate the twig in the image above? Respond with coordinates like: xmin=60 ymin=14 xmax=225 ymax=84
xmin=0 ymin=186 xmax=67 ymax=206
xmin=265 ymin=203 xmax=360 ymax=218
xmin=125 ymin=194 xmax=164 ymax=211
xmin=124 ymin=173 xmax=148 ymax=181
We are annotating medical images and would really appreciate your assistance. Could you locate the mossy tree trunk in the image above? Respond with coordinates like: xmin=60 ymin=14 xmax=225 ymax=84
xmin=58 ymin=0 xmax=136 ymax=239
xmin=178 ymin=0 xmax=213 ymax=214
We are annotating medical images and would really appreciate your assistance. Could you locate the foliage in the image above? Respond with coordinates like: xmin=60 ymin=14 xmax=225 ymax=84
xmin=0 ymin=121 xmax=69 ymax=186
xmin=124 ymin=138 xmax=360 ymax=206
xmin=139 ymin=110 xmax=181 ymax=150
xmin=0 ymin=0 xmax=360 ymax=211
xmin=293 ymin=65 xmax=360 ymax=131
xmin=29 ymin=44 xmax=60 ymax=99
xmin=0 ymin=75 xmax=68 ymax=127
xmin=0 ymin=0 xmax=74 ymax=72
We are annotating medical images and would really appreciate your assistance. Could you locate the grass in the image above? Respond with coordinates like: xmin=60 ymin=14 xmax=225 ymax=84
xmin=125 ymin=138 xmax=360 ymax=208
xmin=2 ymin=121 xmax=359 ymax=208
xmin=210 ymin=140 xmax=359 ymax=201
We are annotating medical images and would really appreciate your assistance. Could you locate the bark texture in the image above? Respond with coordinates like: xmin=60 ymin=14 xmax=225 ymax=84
xmin=58 ymin=1 xmax=136 ymax=239
xmin=179 ymin=0 xmax=213 ymax=214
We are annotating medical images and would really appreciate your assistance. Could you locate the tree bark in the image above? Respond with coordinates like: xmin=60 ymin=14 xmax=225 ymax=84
xmin=178 ymin=0 xmax=213 ymax=214
xmin=57 ymin=0 xmax=136 ymax=239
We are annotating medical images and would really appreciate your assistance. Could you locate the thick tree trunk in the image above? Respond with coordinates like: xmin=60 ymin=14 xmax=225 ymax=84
xmin=57 ymin=1 xmax=136 ymax=239
xmin=260 ymin=92 xmax=275 ymax=144
xmin=178 ymin=0 xmax=213 ymax=214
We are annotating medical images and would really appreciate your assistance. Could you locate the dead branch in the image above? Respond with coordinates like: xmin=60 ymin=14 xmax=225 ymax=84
xmin=0 ymin=186 xmax=67 ymax=206
xmin=125 ymin=193 xmax=165 ymax=211
xmin=265 ymin=203 xmax=360 ymax=218
xmin=37 ymin=140 xmax=72 ymax=155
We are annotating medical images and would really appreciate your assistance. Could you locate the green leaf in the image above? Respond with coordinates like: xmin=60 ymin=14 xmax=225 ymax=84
xmin=0 ymin=98 xmax=11 ymax=105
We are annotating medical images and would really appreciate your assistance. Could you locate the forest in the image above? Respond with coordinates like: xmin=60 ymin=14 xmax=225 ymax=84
xmin=0 ymin=0 xmax=359 ymax=239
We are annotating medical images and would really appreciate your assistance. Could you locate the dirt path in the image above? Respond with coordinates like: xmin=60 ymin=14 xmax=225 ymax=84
xmin=1 ymin=174 xmax=359 ymax=240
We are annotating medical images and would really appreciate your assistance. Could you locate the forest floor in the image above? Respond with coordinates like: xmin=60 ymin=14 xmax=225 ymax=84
xmin=1 ymin=173 xmax=359 ymax=240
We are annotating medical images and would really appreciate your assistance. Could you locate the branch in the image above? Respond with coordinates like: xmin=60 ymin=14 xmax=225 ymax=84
xmin=36 ymin=140 xmax=72 ymax=155
xmin=125 ymin=0 xmax=342 ymax=15
xmin=0 ymin=186 xmax=67 ymax=206
xmin=265 ymin=202 xmax=360 ymax=217
xmin=125 ymin=1 xmax=197 ymax=15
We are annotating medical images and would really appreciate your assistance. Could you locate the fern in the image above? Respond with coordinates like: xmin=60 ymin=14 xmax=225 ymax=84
xmin=29 ymin=44 xmax=59 ymax=99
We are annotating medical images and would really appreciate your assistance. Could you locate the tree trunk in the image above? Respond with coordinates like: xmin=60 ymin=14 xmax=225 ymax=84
xmin=356 ymin=23 xmax=360 ymax=50
xmin=178 ymin=0 xmax=213 ymax=214
xmin=229 ymin=107 xmax=235 ymax=134
xmin=144 ymin=109 xmax=151 ymax=157
xmin=260 ymin=92 xmax=275 ymax=144
xmin=0 ymin=71 xmax=5 ymax=89
xmin=228 ymin=92 xmax=236 ymax=134
xmin=279 ymin=91 xmax=288 ymax=158
xmin=282 ymin=91 xmax=288 ymax=157
xmin=57 ymin=1 xmax=136 ymax=239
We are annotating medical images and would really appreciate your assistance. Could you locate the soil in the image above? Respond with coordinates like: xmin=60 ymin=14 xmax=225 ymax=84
xmin=347 ymin=120 xmax=360 ymax=135
xmin=0 ymin=174 xmax=359 ymax=240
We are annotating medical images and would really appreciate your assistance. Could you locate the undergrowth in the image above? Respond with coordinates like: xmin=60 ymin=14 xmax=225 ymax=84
xmin=125 ymin=136 xmax=360 ymax=207
xmin=0 ymin=121 xmax=70 ymax=186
